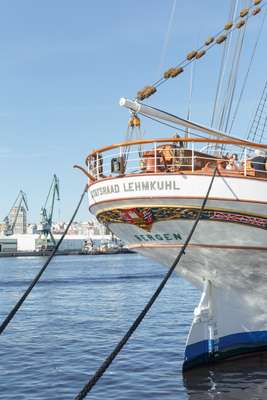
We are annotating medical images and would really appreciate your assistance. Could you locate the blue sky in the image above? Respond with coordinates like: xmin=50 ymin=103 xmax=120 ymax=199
xmin=0 ymin=0 xmax=266 ymax=222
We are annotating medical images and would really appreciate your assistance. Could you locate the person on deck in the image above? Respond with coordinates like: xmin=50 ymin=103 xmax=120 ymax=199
xmin=226 ymin=153 xmax=239 ymax=171
xmin=251 ymin=150 xmax=266 ymax=172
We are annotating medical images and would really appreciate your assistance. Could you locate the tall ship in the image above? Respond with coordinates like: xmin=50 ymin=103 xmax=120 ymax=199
xmin=77 ymin=0 xmax=267 ymax=370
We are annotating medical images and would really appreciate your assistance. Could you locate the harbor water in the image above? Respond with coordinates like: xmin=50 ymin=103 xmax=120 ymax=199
xmin=0 ymin=253 xmax=267 ymax=399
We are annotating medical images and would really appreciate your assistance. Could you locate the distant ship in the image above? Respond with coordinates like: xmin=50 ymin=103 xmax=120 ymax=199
xmin=77 ymin=1 xmax=267 ymax=370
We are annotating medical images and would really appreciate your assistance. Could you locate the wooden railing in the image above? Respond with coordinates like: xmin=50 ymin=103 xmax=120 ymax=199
xmin=83 ymin=137 xmax=267 ymax=181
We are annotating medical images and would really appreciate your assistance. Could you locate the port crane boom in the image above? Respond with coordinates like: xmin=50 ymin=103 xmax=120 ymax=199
xmin=36 ymin=174 xmax=60 ymax=250
xmin=3 ymin=190 xmax=28 ymax=236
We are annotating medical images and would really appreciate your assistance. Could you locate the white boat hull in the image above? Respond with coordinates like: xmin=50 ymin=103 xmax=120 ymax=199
xmin=88 ymin=173 xmax=267 ymax=369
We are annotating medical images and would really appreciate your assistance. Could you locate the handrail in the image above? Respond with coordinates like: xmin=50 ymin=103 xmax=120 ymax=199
xmin=85 ymin=137 xmax=267 ymax=164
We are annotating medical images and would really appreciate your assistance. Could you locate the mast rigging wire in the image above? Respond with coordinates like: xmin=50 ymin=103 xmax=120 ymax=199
xmin=211 ymin=0 xmax=240 ymax=128
xmin=185 ymin=47 xmax=197 ymax=138
xmin=209 ymin=0 xmax=248 ymax=153
xmin=218 ymin=18 xmax=247 ymax=132
xmin=157 ymin=0 xmax=177 ymax=76
xmin=137 ymin=0 xmax=267 ymax=99
xmin=217 ymin=1 xmax=244 ymax=131
xmin=138 ymin=112 xmax=209 ymax=140
xmin=229 ymin=7 xmax=267 ymax=132
xmin=247 ymin=78 xmax=267 ymax=143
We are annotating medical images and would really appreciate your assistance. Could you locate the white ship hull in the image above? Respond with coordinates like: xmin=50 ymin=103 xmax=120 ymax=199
xmin=88 ymin=173 xmax=267 ymax=369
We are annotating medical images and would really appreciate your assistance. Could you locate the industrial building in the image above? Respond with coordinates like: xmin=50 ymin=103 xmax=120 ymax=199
xmin=0 ymin=233 xmax=113 ymax=253
xmin=0 ymin=179 xmax=116 ymax=254
xmin=0 ymin=238 xmax=17 ymax=252
xmin=9 ymin=206 xmax=27 ymax=234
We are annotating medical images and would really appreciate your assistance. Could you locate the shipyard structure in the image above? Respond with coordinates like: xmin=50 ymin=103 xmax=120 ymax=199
xmin=0 ymin=218 xmax=114 ymax=254
xmin=0 ymin=178 xmax=125 ymax=255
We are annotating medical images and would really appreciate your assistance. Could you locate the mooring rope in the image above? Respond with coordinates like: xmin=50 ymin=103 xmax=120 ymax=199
xmin=74 ymin=168 xmax=218 ymax=400
xmin=0 ymin=184 xmax=88 ymax=336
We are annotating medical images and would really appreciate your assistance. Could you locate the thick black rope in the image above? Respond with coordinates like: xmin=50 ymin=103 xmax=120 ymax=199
xmin=74 ymin=169 xmax=218 ymax=400
xmin=0 ymin=184 xmax=88 ymax=336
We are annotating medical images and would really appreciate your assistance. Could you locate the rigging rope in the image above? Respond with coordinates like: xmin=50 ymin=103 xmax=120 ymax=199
xmin=123 ymin=114 xmax=143 ymax=168
xmin=0 ymin=184 xmax=88 ymax=336
xmin=229 ymin=7 xmax=267 ymax=132
xmin=74 ymin=168 xmax=218 ymax=400
xmin=219 ymin=18 xmax=247 ymax=132
xmin=138 ymin=112 xmax=209 ymax=140
xmin=247 ymin=78 xmax=267 ymax=142
xmin=209 ymin=0 xmax=248 ymax=153
xmin=185 ymin=58 xmax=196 ymax=138
xmin=217 ymin=2 xmax=245 ymax=131
xmin=211 ymin=0 xmax=239 ymax=128
xmin=135 ymin=0 xmax=267 ymax=101
xmin=157 ymin=0 xmax=177 ymax=76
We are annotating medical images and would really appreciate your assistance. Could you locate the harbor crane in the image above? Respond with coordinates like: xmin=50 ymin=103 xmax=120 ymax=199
xmin=36 ymin=174 xmax=60 ymax=251
xmin=3 ymin=190 xmax=28 ymax=236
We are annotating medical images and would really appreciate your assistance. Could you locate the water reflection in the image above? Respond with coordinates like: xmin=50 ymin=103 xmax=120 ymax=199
xmin=183 ymin=354 xmax=267 ymax=399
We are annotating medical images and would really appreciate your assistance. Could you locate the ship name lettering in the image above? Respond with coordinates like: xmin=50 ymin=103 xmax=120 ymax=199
xmin=142 ymin=182 xmax=150 ymax=190
xmin=134 ymin=233 xmax=182 ymax=242
xmin=91 ymin=179 xmax=180 ymax=198
xmin=123 ymin=180 xmax=180 ymax=192
xmin=173 ymin=233 xmax=182 ymax=240
xmin=91 ymin=184 xmax=120 ymax=197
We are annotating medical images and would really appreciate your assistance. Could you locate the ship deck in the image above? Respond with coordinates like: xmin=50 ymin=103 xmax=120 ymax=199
xmin=79 ymin=137 xmax=267 ymax=184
